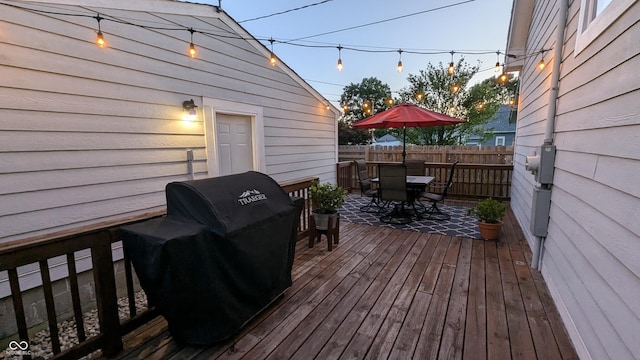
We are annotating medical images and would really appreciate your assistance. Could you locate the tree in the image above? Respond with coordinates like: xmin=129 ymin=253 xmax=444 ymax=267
xmin=397 ymin=58 xmax=505 ymax=145
xmin=338 ymin=77 xmax=393 ymax=145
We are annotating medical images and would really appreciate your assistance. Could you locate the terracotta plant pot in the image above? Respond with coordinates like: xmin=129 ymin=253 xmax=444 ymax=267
xmin=478 ymin=221 xmax=502 ymax=240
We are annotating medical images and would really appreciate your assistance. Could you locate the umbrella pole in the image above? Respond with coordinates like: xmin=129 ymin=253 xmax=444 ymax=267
xmin=402 ymin=124 xmax=407 ymax=164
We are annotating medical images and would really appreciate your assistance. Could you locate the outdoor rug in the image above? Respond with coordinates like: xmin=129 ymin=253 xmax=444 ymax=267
xmin=340 ymin=194 xmax=481 ymax=239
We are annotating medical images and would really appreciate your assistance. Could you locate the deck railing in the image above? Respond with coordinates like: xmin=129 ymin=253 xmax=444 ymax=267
xmin=337 ymin=160 xmax=512 ymax=200
xmin=0 ymin=177 xmax=316 ymax=359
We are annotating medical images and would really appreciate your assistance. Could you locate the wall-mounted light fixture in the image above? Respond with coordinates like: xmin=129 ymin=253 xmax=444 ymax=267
xmin=182 ymin=99 xmax=198 ymax=121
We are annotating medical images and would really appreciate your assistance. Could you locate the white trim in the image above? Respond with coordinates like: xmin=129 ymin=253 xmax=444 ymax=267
xmin=495 ymin=136 xmax=506 ymax=146
xmin=202 ymin=98 xmax=265 ymax=177
xmin=575 ymin=0 xmax=636 ymax=55
xmin=541 ymin=264 xmax=593 ymax=360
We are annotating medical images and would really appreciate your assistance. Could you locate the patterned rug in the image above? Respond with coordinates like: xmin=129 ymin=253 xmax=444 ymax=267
xmin=340 ymin=194 xmax=481 ymax=239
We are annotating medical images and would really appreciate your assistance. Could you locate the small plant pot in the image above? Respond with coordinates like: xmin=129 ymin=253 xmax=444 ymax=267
xmin=478 ymin=221 xmax=502 ymax=240
xmin=312 ymin=212 xmax=338 ymax=231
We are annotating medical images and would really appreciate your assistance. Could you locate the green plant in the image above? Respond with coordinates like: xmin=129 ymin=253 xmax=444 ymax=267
xmin=467 ymin=197 xmax=507 ymax=224
xmin=310 ymin=180 xmax=347 ymax=214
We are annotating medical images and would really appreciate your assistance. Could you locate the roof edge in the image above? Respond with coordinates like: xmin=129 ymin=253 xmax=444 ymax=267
xmin=505 ymin=0 xmax=535 ymax=72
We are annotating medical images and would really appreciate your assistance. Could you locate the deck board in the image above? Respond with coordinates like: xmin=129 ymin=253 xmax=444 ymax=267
xmin=105 ymin=207 xmax=578 ymax=360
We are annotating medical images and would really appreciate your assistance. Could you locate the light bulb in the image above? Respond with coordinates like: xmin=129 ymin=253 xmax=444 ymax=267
xmin=189 ymin=43 xmax=196 ymax=58
xmin=494 ymin=61 xmax=501 ymax=72
xmin=447 ymin=62 xmax=455 ymax=75
xmin=416 ymin=93 xmax=423 ymax=101
xmin=337 ymin=58 xmax=343 ymax=72
xmin=451 ymin=85 xmax=460 ymax=93
xmin=499 ymin=73 xmax=508 ymax=83
xmin=270 ymin=52 xmax=277 ymax=66
xmin=397 ymin=60 xmax=403 ymax=73
xmin=537 ymin=59 xmax=545 ymax=70
xmin=96 ymin=31 xmax=105 ymax=47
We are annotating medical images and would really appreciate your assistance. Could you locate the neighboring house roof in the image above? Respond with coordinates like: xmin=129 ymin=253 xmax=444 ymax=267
xmin=376 ymin=134 xmax=400 ymax=142
xmin=468 ymin=105 xmax=516 ymax=141
xmin=487 ymin=105 xmax=516 ymax=133
xmin=371 ymin=133 xmax=403 ymax=146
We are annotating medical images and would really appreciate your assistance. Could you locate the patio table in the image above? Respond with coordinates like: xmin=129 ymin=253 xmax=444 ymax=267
xmin=371 ymin=176 xmax=435 ymax=220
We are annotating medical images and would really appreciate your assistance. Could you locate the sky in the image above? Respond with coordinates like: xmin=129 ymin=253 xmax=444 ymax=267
xmin=193 ymin=0 xmax=514 ymax=106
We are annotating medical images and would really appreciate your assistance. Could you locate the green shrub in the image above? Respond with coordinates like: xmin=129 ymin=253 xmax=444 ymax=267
xmin=310 ymin=180 xmax=347 ymax=214
xmin=467 ymin=198 xmax=507 ymax=224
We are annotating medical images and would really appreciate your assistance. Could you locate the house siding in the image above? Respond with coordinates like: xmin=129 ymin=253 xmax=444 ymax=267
xmin=508 ymin=0 xmax=640 ymax=359
xmin=0 ymin=0 xmax=338 ymax=242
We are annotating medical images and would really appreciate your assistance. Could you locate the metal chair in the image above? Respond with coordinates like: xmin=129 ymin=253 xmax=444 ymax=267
xmin=354 ymin=159 xmax=381 ymax=213
xmin=378 ymin=164 xmax=418 ymax=225
xmin=418 ymin=161 xmax=458 ymax=220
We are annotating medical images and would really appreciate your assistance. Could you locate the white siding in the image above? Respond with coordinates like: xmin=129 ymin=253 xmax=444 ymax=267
xmin=509 ymin=1 xmax=640 ymax=359
xmin=0 ymin=0 xmax=338 ymax=242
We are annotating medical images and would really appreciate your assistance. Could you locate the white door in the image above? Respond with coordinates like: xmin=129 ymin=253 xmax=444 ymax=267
xmin=216 ymin=113 xmax=253 ymax=176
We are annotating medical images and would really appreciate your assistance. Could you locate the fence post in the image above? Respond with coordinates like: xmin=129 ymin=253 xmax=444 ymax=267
xmin=364 ymin=145 xmax=370 ymax=161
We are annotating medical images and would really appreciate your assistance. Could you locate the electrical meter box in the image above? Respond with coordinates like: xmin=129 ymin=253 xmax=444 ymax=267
xmin=525 ymin=145 xmax=556 ymax=184
xmin=530 ymin=186 xmax=552 ymax=237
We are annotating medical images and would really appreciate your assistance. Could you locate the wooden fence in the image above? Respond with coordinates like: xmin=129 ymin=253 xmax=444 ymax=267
xmin=339 ymin=145 xmax=513 ymax=164
xmin=0 ymin=177 xmax=317 ymax=360
xmin=338 ymin=161 xmax=513 ymax=200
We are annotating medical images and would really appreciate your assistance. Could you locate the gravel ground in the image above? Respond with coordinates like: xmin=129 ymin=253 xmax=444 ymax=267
xmin=1 ymin=291 xmax=149 ymax=359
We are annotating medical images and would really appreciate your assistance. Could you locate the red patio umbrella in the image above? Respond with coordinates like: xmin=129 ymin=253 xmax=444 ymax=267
xmin=353 ymin=103 xmax=466 ymax=163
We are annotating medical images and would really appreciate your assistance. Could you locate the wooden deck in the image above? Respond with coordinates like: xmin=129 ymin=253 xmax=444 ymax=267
xmin=106 ymin=208 xmax=578 ymax=360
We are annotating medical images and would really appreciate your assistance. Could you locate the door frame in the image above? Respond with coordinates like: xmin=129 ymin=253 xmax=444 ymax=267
xmin=202 ymin=98 xmax=265 ymax=177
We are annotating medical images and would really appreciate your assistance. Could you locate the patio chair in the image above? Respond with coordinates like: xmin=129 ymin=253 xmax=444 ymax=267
xmin=405 ymin=159 xmax=426 ymax=176
xmin=378 ymin=164 xmax=418 ymax=225
xmin=354 ymin=159 xmax=380 ymax=213
xmin=404 ymin=159 xmax=427 ymax=202
xmin=418 ymin=161 xmax=458 ymax=220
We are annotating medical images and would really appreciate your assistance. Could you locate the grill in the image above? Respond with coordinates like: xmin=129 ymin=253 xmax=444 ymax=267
xmin=120 ymin=172 xmax=304 ymax=344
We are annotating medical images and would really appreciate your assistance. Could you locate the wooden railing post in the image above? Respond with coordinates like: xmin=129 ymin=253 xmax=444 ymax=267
xmin=91 ymin=232 xmax=123 ymax=356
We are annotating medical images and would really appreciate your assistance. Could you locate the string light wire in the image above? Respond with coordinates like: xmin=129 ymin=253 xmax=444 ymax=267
xmin=238 ymin=0 xmax=336 ymax=23
xmin=0 ymin=1 xmax=549 ymax=69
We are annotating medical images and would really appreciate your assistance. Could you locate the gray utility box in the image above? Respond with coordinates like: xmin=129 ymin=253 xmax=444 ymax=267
xmin=530 ymin=186 xmax=552 ymax=237
xmin=525 ymin=145 xmax=556 ymax=185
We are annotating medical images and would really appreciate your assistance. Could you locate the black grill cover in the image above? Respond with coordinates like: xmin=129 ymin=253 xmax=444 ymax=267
xmin=120 ymin=172 xmax=303 ymax=344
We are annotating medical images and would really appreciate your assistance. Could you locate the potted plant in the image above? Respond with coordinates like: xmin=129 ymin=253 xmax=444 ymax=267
xmin=467 ymin=197 xmax=507 ymax=240
xmin=309 ymin=180 xmax=347 ymax=230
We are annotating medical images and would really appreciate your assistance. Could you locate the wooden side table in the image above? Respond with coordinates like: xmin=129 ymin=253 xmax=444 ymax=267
xmin=308 ymin=213 xmax=340 ymax=251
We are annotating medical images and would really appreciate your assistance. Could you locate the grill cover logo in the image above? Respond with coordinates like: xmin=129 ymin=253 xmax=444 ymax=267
xmin=238 ymin=189 xmax=267 ymax=205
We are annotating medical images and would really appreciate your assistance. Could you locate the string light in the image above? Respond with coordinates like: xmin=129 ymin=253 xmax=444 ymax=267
xmin=494 ymin=51 xmax=501 ymax=72
xmin=94 ymin=14 xmax=105 ymax=48
xmin=336 ymin=45 xmax=343 ymax=72
xmin=386 ymin=97 xmax=394 ymax=106
xmin=499 ymin=72 xmax=508 ymax=83
xmin=397 ymin=49 xmax=403 ymax=73
xmin=269 ymin=38 xmax=277 ymax=66
xmin=447 ymin=51 xmax=455 ymax=75
xmin=537 ymin=49 xmax=547 ymax=71
xmin=188 ymin=28 xmax=196 ymax=58
xmin=450 ymin=84 xmax=460 ymax=93
xmin=416 ymin=92 xmax=424 ymax=101
xmin=2 ymin=2 xmax=552 ymax=78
